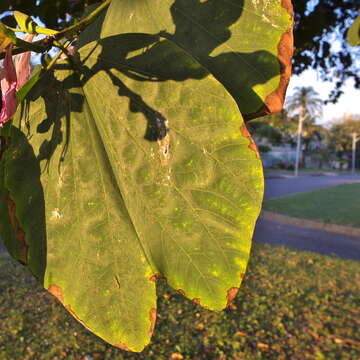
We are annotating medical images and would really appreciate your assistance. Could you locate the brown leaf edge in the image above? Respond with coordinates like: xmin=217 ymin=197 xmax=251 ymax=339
xmin=48 ymin=282 xmax=157 ymax=353
xmin=244 ymin=0 xmax=294 ymax=121
xmin=240 ymin=124 xmax=260 ymax=159
xmin=226 ymin=273 xmax=245 ymax=307
xmin=48 ymin=284 xmax=95 ymax=333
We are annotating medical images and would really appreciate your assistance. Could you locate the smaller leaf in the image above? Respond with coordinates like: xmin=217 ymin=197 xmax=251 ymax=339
xmin=33 ymin=26 xmax=59 ymax=36
xmin=16 ymin=67 xmax=43 ymax=103
xmin=347 ymin=15 xmax=360 ymax=47
xmin=0 ymin=21 xmax=17 ymax=52
xmin=13 ymin=11 xmax=58 ymax=35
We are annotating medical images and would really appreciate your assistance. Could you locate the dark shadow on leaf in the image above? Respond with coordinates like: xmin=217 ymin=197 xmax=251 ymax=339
xmin=17 ymin=0 xmax=286 ymax=167
xmin=28 ymin=69 xmax=84 ymax=172
xmin=78 ymin=34 xmax=174 ymax=142
xmin=0 ymin=126 xmax=47 ymax=283
xmin=153 ymin=0 xmax=281 ymax=116
xmin=75 ymin=0 xmax=282 ymax=126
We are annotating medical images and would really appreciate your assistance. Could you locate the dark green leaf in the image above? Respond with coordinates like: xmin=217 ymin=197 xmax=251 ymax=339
xmin=98 ymin=0 xmax=293 ymax=120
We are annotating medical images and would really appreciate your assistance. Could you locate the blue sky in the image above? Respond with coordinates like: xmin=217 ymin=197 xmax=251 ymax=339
xmin=287 ymin=69 xmax=360 ymax=126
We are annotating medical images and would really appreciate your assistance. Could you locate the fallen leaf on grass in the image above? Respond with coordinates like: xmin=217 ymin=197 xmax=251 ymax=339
xmin=271 ymin=345 xmax=281 ymax=351
xmin=235 ymin=331 xmax=247 ymax=337
xmin=229 ymin=303 xmax=238 ymax=310
xmin=332 ymin=337 xmax=360 ymax=348
xmin=170 ymin=353 xmax=184 ymax=360
xmin=257 ymin=342 xmax=269 ymax=350
xmin=195 ymin=323 xmax=205 ymax=331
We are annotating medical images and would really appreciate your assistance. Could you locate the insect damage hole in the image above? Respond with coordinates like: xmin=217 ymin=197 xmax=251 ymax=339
xmin=114 ymin=275 xmax=121 ymax=289
xmin=157 ymin=119 xmax=170 ymax=167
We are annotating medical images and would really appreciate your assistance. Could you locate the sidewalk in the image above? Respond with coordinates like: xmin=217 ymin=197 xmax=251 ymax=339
xmin=261 ymin=210 xmax=360 ymax=238
xmin=256 ymin=173 xmax=360 ymax=260
xmin=254 ymin=217 xmax=360 ymax=261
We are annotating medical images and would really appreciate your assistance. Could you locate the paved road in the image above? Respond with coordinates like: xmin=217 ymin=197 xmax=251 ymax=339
xmin=264 ymin=174 xmax=360 ymax=199
xmin=254 ymin=218 xmax=360 ymax=261
xmin=254 ymin=174 xmax=360 ymax=261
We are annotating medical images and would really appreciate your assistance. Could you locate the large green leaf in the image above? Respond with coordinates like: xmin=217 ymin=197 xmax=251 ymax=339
xmin=0 ymin=20 xmax=16 ymax=51
xmin=0 ymin=31 xmax=263 ymax=351
xmin=95 ymin=0 xmax=293 ymax=120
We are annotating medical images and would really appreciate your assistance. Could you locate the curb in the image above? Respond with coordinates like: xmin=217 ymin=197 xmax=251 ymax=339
xmin=261 ymin=211 xmax=360 ymax=238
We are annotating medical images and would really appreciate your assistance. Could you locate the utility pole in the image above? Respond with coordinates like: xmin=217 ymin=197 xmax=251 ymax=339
xmin=352 ymin=133 xmax=359 ymax=175
xmin=294 ymin=109 xmax=304 ymax=177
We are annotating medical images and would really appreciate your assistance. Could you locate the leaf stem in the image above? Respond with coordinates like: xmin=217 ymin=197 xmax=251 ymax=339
xmin=54 ymin=0 xmax=111 ymax=40
xmin=46 ymin=41 xmax=72 ymax=71
xmin=14 ymin=37 xmax=52 ymax=53
xmin=0 ymin=0 xmax=111 ymax=59
xmin=16 ymin=41 xmax=72 ymax=103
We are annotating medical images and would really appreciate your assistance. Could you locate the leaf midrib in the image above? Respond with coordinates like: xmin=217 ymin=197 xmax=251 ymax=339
xmin=79 ymin=78 xmax=157 ymax=276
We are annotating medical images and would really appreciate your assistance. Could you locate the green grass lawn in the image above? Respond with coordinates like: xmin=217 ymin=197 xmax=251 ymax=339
xmin=0 ymin=244 xmax=359 ymax=360
xmin=263 ymin=183 xmax=360 ymax=228
xmin=265 ymin=168 xmax=352 ymax=174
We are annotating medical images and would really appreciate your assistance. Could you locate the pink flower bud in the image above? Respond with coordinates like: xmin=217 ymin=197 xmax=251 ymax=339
xmin=15 ymin=34 xmax=35 ymax=90
xmin=0 ymin=35 xmax=34 ymax=127
xmin=0 ymin=45 xmax=17 ymax=127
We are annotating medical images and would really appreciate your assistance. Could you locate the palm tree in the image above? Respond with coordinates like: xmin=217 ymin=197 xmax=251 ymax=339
xmin=286 ymin=87 xmax=323 ymax=176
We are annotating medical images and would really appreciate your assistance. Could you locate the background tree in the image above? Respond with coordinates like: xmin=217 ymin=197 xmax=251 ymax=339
xmin=247 ymin=119 xmax=284 ymax=146
xmin=286 ymin=86 xmax=323 ymax=121
xmin=329 ymin=115 xmax=360 ymax=170
xmin=286 ymin=86 xmax=323 ymax=174
xmin=250 ymin=108 xmax=330 ymax=169
xmin=250 ymin=110 xmax=296 ymax=145
xmin=293 ymin=0 xmax=359 ymax=103
xmin=301 ymin=121 xmax=329 ymax=169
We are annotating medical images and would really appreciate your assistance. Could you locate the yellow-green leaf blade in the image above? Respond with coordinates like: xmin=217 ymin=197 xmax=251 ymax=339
xmin=13 ymin=11 xmax=58 ymax=35
xmin=0 ymin=21 xmax=17 ymax=51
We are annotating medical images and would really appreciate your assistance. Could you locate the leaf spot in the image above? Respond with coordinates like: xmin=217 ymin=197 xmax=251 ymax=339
xmin=115 ymin=343 xmax=131 ymax=352
xmin=50 ymin=208 xmax=63 ymax=220
xmin=7 ymin=195 xmax=28 ymax=264
xmin=192 ymin=298 xmax=201 ymax=305
xmin=148 ymin=308 xmax=157 ymax=337
xmin=157 ymin=130 xmax=170 ymax=167
xmin=226 ymin=287 xmax=239 ymax=307
xmin=114 ymin=275 xmax=121 ymax=289
xmin=149 ymin=273 xmax=160 ymax=282
xmin=48 ymin=284 xmax=64 ymax=303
